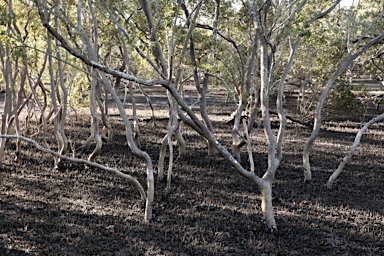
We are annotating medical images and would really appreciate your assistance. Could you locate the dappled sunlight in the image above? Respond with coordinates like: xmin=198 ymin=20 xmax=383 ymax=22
xmin=1 ymin=0 xmax=384 ymax=254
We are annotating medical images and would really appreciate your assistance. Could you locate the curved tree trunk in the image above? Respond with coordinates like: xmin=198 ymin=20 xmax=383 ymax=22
xmin=0 ymin=134 xmax=147 ymax=203
xmin=54 ymin=15 xmax=69 ymax=157
xmin=302 ymin=33 xmax=384 ymax=180
xmin=158 ymin=93 xmax=179 ymax=183
xmin=129 ymin=82 xmax=140 ymax=147
xmin=47 ymin=31 xmax=64 ymax=168
xmin=87 ymin=73 xmax=103 ymax=162
xmin=98 ymin=70 xmax=155 ymax=221
xmin=232 ymin=102 xmax=245 ymax=161
xmin=0 ymin=43 xmax=13 ymax=169
xmin=327 ymin=112 xmax=384 ymax=188
xmin=183 ymin=1 xmax=218 ymax=156
xmin=276 ymin=37 xmax=301 ymax=167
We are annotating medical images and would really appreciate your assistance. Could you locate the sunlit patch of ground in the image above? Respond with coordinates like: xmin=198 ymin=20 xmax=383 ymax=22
xmin=0 ymin=84 xmax=383 ymax=255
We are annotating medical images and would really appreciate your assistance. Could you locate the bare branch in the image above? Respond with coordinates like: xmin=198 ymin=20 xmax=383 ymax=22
xmin=0 ymin=134 xmax=146 ymax=201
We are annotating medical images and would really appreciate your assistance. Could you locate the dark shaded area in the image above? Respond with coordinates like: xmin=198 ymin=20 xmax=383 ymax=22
xmin=0 ymin=86 xmax=383 ymax=255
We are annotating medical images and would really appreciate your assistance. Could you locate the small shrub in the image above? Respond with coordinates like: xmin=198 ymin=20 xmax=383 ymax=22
xmin=326 ymin=81 xmax=361 ymax=115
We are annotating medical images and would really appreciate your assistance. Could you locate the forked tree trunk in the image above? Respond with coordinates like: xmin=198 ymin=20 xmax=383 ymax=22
xmin=83 ymin=71 xmax=103 ymax=162
xmin=303 ymin=32 xmax=384 ymax=180
xmin=182 ymin=1 xmax=218 ymax=156
xmin=232 ymin=32 xmax=258 ymax=161
xmin=158 ymin=93 xmax=179 ymax=183
xmin=40 ymin=0 xmax=280 ymax=228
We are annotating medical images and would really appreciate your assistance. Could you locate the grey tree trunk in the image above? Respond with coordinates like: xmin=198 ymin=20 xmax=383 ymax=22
xmin=302 ymin=32 xmax=384 ymax=181
xmin=327 ymin=112 xmax=384 ymax=188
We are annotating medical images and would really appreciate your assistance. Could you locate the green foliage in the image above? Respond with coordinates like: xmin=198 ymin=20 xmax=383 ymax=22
xmin=327 ymin=81 xmax=361 ymax=114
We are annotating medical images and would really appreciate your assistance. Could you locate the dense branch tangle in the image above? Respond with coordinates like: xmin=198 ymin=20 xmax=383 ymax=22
xmin=2 ymin=0 xmax=381 ymax=231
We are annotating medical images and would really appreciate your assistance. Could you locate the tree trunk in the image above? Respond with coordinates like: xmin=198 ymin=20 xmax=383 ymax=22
xmin=232 ymin=102 xmax=245 ymax=161
xmin=258 ymin=179 xmax=277 ymax=230
xmin=98 ymin=70 xmax=155 ymax=221
xmin=47 ymin=31 xmax=64 ymax=168
xmin=0 ymin=43 xmax=13 ymax=169
xmin=302 ymin=32 xmax=384 ymax=180
xmin=129 ymin=82 xmax=140 ymax=147
xmin=327 ymin=112 xmax=384 ymax=188
xmin=54 ymin=12 xmax=69 ymax=157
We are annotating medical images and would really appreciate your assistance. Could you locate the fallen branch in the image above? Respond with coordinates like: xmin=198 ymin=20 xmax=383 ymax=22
xmin=0 ymin=134 xmax=146 ymax=201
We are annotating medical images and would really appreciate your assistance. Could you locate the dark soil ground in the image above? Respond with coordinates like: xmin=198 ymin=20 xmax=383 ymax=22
xmin=0 ymin=84 xmax=383 ymax=255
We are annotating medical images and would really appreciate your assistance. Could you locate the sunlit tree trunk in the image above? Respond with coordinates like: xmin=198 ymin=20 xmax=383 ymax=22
xmin=327 ymin=112 xmax=384 ymax=188
xmin=0 ymin=42 xmax=13 ymax=169
xmin=47 ymin=33 xmax=64 ymax=167
xmin=54 ymin=12 xmax=68 ymax=157
xmin=182 ymin=1 xmax=218 ymax=156
xmin=232 ymin=33 xmax=258 ymax=161
xmin=0 ymin=0 xmax=21 ymax=167
xmin=302 ymin=32 xmax=384 ymax=180
xmin=98 ymin=70 xmax=155 ymax=221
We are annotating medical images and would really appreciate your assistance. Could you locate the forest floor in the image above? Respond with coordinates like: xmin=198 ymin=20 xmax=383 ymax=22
xmin=0 ymin=82 xmax=383 ymax=255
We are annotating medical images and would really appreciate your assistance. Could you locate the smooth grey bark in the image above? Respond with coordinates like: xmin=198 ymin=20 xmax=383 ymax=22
xmin=36 ymin=0 xmax=155 ymax=221
xmin=275 ymin=37 xmax=301 ymax=166
xmin=53 ymin=6 xmax=69 ymax=156
xmin=327 ymin=112 xmax=384 ymax=189
xmin=0 ymin=134 xmax=146 ymax=201
xmin=47 ymin=31 xmax=64 ymax=167
xmin=182 ymin=1 xmax=218 ymax=156
xmin=42 ymin=18 xmax=275 ymax=227
xmin=302 ymin=31 xmax=384 ymax=181
xmin=98 ymin=70 xmax=155 ymax=221
xmin=145 ymin=0 xmax=188 ymax=185
xmin=0 ymin=41 xmax=13 ymax=169
xmin=232 ymin=32 xmax=258 ymax=161
xmin=120 ymin=39 xmax=140 ymax=146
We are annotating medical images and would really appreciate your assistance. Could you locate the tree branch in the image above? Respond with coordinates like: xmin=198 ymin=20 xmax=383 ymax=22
xmin=0 ymin=134 xmax=146 ymax=201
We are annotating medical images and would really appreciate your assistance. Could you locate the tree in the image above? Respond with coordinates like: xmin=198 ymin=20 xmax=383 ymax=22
xmin=302 ymin=18 xmax=384 ymax=181
xmin=2 ymin=0 xmax=383 ymax=232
